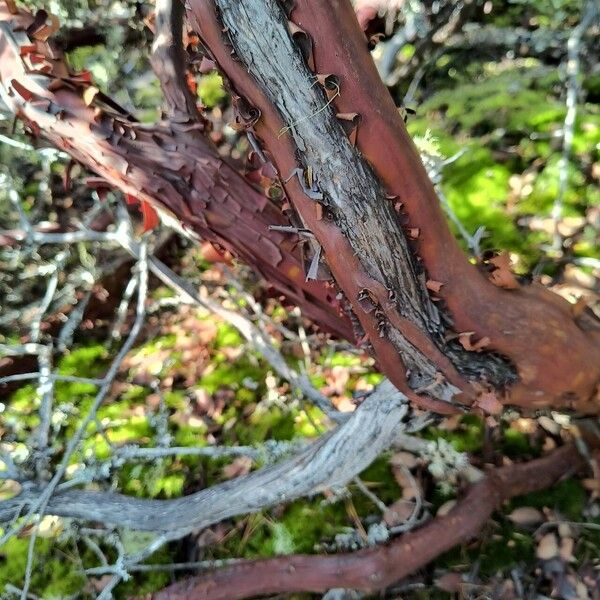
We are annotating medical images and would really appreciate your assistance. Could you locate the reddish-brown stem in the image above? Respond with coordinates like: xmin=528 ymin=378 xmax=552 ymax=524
xmin=149 ymin=442 xmax=588 ymax=600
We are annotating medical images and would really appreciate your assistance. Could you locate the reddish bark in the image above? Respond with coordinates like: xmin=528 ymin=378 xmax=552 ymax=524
xmin=149 ymin=441 xmax=592 ymax=600
xmin=187 ymin=0 xmax=600 ymax=414
xmin=0 ymin=3 xmax=353 ymax=342
xmin=1 ymin=0 xmax=599 ymax=414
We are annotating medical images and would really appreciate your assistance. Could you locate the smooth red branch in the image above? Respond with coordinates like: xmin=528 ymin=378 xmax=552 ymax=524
xmin=149 ymin=442 xmax=590 ymax=600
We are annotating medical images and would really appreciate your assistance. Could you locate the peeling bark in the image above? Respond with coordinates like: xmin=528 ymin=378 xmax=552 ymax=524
xmin=0 ymin=2 xmax=353 ymax=341
xmin=187 ymin=0 xmax=600 ymax=413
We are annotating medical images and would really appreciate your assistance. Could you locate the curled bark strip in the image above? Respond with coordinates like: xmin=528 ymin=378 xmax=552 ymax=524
xmin=149 ymin=441 xmax=591 ymax=600
xmin=336 ymin=112 xmax=361 ymax=147
xmin=287 ymin=20 xmax=314 ymax=71
xmin=0 ymin=2 xmax=353 ymax=341
xmin=0 ymin=381 xmax=408 ymax=534
xmin=188 ymin=0 xmax=600 ymax=413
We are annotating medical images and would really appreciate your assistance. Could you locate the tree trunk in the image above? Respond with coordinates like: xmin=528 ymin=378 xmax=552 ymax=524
xmin=0 ymin=2 xmax=353 ymax=342
xmin=187 ymin=0 xmax=600 ymax=414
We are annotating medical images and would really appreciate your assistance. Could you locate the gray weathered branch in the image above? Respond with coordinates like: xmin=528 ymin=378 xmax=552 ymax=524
xmin=0 ymin=381 xmax=408 ymax=535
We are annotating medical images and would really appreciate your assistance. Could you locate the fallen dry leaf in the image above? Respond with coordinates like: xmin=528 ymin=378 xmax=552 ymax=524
xmin=559 ymin=536 xmax=574 ymax=562
xmin=389 ymin=451 xmax=418 ymax=470
xmin=436 ymin=499 xmax=457 ymax=517
xmin=536 ymin=533 xmax=558 ymax=560
xmin=507 ymin=507 xmax=544 ymax=526
xmin=476 ymin=391 xmax=503 ymax=415
xmin=222 ymin=456 xmax=253 ymax=479
xmin=435 ymin=572 xmax=463 ymax=593
xmin=383 ymin=498 xmax=415 ymax=526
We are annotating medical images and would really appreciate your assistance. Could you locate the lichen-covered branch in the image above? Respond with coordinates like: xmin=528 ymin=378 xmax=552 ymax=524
xmin=0 ymin=380 xmax=408 ymax=535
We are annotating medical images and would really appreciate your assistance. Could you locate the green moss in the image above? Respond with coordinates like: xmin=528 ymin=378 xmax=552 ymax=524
xmin=218 ymin=499 xmax=349 ymax=559
xmin=512 ymin=478 xmax=587 ymax=521
xmin=198 ymin=72 xmax=227 ymax=108
xmin=214 ymin=322 xmax=243 ymax=349
xmin=0 ymin=538 xmax=86 ymax=597
xmin=405 ymin=62 xmax=598 ymax=267
xmin=501 ymin=426 xmax=532 ymax=457
xmin=57 ymin=344 xmax=108 ymax=376
xmin=356 ymin=456 xmax=401 ymax=506
xmin=198 ymin=354 xmax=265 ymax=409
xmin=423 ymin=415 xmax=485 ymax=454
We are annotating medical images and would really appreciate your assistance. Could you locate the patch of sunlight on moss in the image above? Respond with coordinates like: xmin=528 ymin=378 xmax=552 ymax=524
xmin=136 ymin=333 xmax=177 ymax=355
xmin=58 ymin=343 xmax=107 ymax=377
xmin=214 ymin=321 xmax=243 ymax=349
xmin=0 ymin=537 xmax=85 ymax=596
xmin=106 ymin=417 xmax=152 ymax=445
xmin=309 ymin=374 xmax=326 ymax=389
xmin=173 ymin=425 xmax=207 ymax=447
xmin=502 ymin=426 xmax=532 ymax=457
xmin=445 ymin=152 xmax=525 ymax=255
xmin=363 ymin=372 xmax=384 ymax=386
xmin=149 ymin=473 xmax=185 ymax=498
xmin=198 ymin=72 xmax=227 ymax=108
xmin=293 ymin=407 xmax=324 ymax=438
xmin=120 ymin=384 xmax=149 ymax=403
xmin=151 ymin=286 xmax=176 ymax=301
xmin=322 ymin=351 xmax=363 ymax=368
xmin=56 ymin=379 xmax=99 ymax=398
xmin=400 ymin=44 xmax=415 ymax=60
xmin=82 ymin=433 xmax=111 ymax=460
xmin=98 ymin=399 xmax=137 ymax=420
xmin=164 ymin=390 xmax=187 ymax=410
xmin=270 ymin=305 xmax=287 ymax=320
xmin=8 ymin=384 xmax=37 ymax=413
xmin=199 ymin=358 xmax=264 ymax=395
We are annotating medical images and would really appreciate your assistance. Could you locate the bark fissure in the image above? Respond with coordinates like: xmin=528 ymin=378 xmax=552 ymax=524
xmin=212 ymin=0 xmax=515 ymax=401
xmin=189 ymin=0 xmax=600 ymax=413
